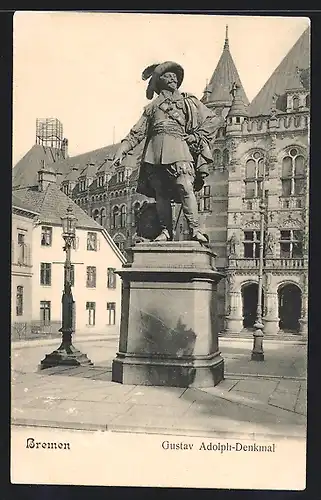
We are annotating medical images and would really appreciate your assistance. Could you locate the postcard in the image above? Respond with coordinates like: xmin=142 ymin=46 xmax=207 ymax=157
xmin=11 ymin=11 xmax=309 ymax=490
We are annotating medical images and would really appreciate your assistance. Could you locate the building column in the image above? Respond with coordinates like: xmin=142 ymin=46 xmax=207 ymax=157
xmin=263 ymin=292 xmax=279 ymax=335
xmin=225 ymin=290 xmax=243 ymax=334
xmin=299 ymin=271 xmax=308 ymax=337
xmin=299 ymin=293 xmax=308 ymax=337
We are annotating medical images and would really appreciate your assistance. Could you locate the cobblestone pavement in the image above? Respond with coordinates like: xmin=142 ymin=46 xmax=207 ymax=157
xmin=11 ymin=337 xmax=307 ymax=439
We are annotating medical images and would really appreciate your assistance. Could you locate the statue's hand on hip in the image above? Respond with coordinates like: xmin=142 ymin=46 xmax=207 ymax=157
xmin=184 ymin=133 xmax=197 ymax=146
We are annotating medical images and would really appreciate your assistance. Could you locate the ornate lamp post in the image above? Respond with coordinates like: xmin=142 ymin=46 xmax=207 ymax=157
xmin=40 ymin=206 xmax=93 ymax=369
xmin=251 ymin=162 xmax=267 ymax=362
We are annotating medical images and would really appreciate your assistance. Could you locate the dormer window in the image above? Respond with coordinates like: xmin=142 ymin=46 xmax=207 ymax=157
xmin=97 ymin=175 xmax=105 ymax=187
xmin=79 ymin=179 xmax=86 ymax=192
xmin=62 ymin=183 xmax=69 ymax=195
xmin=286 ymin=90 xmax=309 ymax=112
xmin=117 ymin=170 xmax=125 ymax=183
xmin=292 ymin=96 xmax=299 ymax=110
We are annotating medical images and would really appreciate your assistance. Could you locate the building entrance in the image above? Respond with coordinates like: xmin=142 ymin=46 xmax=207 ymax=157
xmin=278 ymin=284 xmax=301 ymax=332
xmin=242 ymin=283 xmax=264 ymax=329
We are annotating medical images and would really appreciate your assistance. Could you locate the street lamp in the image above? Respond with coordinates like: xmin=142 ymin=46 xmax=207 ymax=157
xmin=40 ymin=206 xmax=93 ymax=369
xmin=251 ymin=161 xmax=267 ymax=362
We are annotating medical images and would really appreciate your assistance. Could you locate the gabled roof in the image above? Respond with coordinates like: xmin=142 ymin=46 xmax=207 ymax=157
xmin=13 ymin=184 xmax=127 ymax=263
xmin=12 ymin=144 xmax=65 ymax=188
xmin=248 ymin=27 xmax=310 ymax=116
xmin=202 ymin=26 xmax=249 ymax=107
xmin=12 ymin=192 xmax=39 ymax=216
xmin=12 ymin=183 xmax=103 ymax=230
xmin=53 ymin=143 xmax=121 ymax=179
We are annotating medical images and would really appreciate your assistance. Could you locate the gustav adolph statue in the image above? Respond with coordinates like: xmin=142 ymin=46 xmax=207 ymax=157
xmin=111 ymin=61 xmax=224 ymax=243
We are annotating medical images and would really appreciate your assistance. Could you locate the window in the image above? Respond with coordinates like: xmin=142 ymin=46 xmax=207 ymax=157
xmin=97 ymin=175 xmax=105 ymax=187
xmin=62 ymin=183 xmax=69 ymax=195
xmin=41 ymin=226 xmax=52 ymax=246
xmin=280 ymin=230 xmax=303 ymax=258
xmin=79 ymin=179 xmax=86 ymax=192
xmin=120 ymin=205 xmax=127 ymax=227
xmin=40 ymin=301 xmax=51 ymax=325
xmin=17 ymin=232 xmax=26 ymax=264
xmin=40 ymin=263 xmax=51 ymax=285
xmin=244 ymin=152 xmax=266 ymax=198
xmin=197 ymin=185 xmax=211 ymax=212
xmin=281 ymin=149 xmax=305 ymax=197
xmin=222 ymin=149 xmax=229 ymax=167
xmin=116 ymin=241 xmax=125 ymax=252
xmin=107 ymin=302 xmax=116 ymax=325
xmin=92 ymin=209 xmax=99 ymax=222
xmin=86 ymin=302 xmax=96 ymax=326
xmin=292 ymin=96 xmax=299 ymax=110
xmin=212 ymin=149 xmax=222 ymax=168
xmin=117 ymin=171 xmax=124 ymax=183
xmin=100 ymin=208 xmax=106 ymax=226
xmin=87 ymin=232 xmax=97 ymax=251
xmin=132 ymin=202 xmax=141 ymax=226
xmin=112 ymin=206 xmax=119 ymax=228
xmin=107 ymin=268 xmax=116 ymax=288
xmin=243 ymin=231 xmax=264 ymax=258
xmin=86 ymin=266 xmax=96 ymax=287
xmin=16 ymin=286 xmax=23 ymax=316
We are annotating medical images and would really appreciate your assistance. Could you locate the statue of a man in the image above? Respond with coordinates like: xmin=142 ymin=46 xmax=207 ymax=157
xmin=227 ymin=233 xmax=238 ymax=256
xmin=111 ymin=61 xmax=224 ymax=243
xmin=265 ymin=232 xmax=275 ymax=255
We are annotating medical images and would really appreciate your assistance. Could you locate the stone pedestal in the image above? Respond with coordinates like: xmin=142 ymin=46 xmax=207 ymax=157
xmin=112 ymin=241 xmax=225 ymax=388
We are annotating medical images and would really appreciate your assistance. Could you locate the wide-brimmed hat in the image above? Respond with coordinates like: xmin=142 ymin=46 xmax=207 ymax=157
xmin=141 ymin=61 xmax=184 ymax=100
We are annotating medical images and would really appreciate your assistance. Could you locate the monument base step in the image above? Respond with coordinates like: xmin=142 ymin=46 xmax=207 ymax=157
xmin=112 ymin=353 xmax=224 ymax=388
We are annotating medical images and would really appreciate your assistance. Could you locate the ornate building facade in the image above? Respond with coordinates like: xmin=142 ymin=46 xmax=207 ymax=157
xmin=13 ymin=27 xmax=310 ymax=337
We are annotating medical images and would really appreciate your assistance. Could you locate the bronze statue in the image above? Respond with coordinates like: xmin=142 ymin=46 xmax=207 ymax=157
xmin=111 ymin=61 xmax=224 ymax=243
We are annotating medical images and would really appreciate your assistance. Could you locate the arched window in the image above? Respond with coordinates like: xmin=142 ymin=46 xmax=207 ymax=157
xmin=92 ymin=209 xmax=99 ymax=222
xmin=212 ymin=149 xmax=221 ymax=168
xmin=112 ymin=206 xmax=119 ymax=228
xmin=281 ymin=148 xmax=305 ymax=197
xmin=305 ymin=94 xmax=310 ymax=108
xmin=222 ymin=149 xmax=229 ymax=166
xmin=100 ymin=207 xmax=106 ymax=226
xmin=292 ymin=96 xmax=299 ymax=110
xmin=132 ymin=201 xmax=141 ymax=226
xmin=244 ymin=151 xmax=265 ymax=199
xmin=120 ymin=205 xmax=127 ymax=228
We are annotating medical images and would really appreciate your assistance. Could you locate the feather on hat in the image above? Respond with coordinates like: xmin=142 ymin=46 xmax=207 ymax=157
xmin=141 ymin=61 xmax=184 ymax=100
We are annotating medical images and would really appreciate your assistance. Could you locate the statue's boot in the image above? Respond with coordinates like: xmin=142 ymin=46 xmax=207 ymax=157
xmin=191 ymin=229 xmax=209 ymax=244
xmin=154 ymin=229 xmax=171 ymax=242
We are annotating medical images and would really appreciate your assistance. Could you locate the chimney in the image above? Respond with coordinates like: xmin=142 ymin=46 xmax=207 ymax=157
xmin=61 ymin=138 xmax=69 ymax=159
xmin=37 ymin=160 xmax=57 ymax=191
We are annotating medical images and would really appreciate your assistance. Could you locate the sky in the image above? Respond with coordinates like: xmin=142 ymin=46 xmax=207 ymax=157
xmin=12 ymin=12 xmax=310 ymax=166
